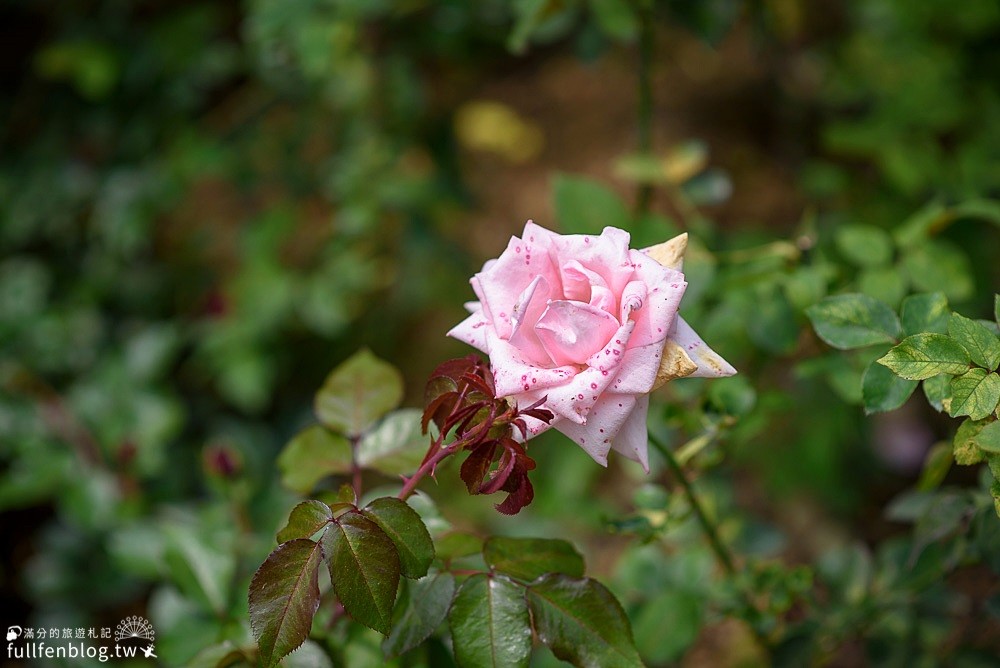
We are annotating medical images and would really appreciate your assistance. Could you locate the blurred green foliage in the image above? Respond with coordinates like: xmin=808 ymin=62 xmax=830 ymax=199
xmin=1 ymin=0 xmax=1000 ymax=665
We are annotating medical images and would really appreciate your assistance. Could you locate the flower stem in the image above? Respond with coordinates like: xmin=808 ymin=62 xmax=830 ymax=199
xmin=649 ymin=431 xmax=774 ymax=654
xmin=398 ymin=443 xmax=459 ymax=500
xmin=649 ymin=431 xmax=735 ymax=574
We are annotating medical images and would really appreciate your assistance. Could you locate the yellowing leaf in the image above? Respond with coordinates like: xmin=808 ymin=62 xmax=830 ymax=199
xmin=454 ymin=101 xmax=544 ymax=163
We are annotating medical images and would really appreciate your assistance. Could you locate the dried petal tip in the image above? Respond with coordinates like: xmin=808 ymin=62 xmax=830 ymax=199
xmin=642 ymin=233 xmax=688 ymax=271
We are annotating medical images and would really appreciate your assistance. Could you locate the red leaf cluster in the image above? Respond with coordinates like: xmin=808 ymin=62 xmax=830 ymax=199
xmin=422 ymin=356 xmax=553 ymax=515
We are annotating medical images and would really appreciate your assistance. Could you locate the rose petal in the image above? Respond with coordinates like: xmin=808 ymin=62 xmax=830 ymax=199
xmin=486 ymin=330 xmax=579 ymax=397
xmin=447 ymin=310 xmax=491 ymax=354
xmin=470 ymin=274 xmax=494 ymax=324
xmin=607 ymin=341 xmax=666 ymax=395
xmin=556 ymin=393 xmax=637 ymax=466
xmin=641 ymin=232 xmax=687 ymax=271
xmin=589 ymin=285 xmax=616 ymax=313
xmin=672 ymin=317 xmax=737 ymax=378
xmin=477 ymin=232 xmax=558 ymax=339
xmin=651 ymin=339 xmax=698 ymax=389
xmin=538 ymin=320 xmax=634 ymax=424
xmin=521 ymin=220 xmax=561 ymax=249
xmin=535 ymin=300 xmax=620 ymax=367
xmin=508 ymin=275 xmax=554 ymax=366
xmin=610 ymin=394 xmax=650 ymax=472
xmin=626 ymin=250 xmax=688 ymax=348
xmin=560 ymin=259 xmax=608 ymax=304
xmin=549 ymin=227 xmax=635 ymax=296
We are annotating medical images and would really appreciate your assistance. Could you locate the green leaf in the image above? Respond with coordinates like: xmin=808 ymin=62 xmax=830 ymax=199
xmin=950 ymin=369 xmax=1000 ymax=421
xmin=383 ymin=573 xmax=456 ymax=658
xmin=916 ymin=443 xmax=952 ymax=492
xmin=973 ymin=420 xmax=1000 ymax=455
xmin=527 ymin=574 xmax=643 ymax=668
xmin=861 ymin=360 xmax=917 ymax=414
xmin=314 ymin=349 xmax=403 ymax=437
xmin=249 ymin=539 xmax=324 ymax=668
xmin=953 ymin=419 xmax=986 ymax=465
xmin=912 ymin=492 xmax=971 ymax=556
xmin=361 ymin=497 xmax=434 ymax=579
xmin=631 ymin=589 xmax=702 ymax=664
xmin=449 ymin=574 xmax=532 ymax=668
xmin=277 ymin=501 xmax=334 ymax=543
xmin=894 ymin=201 xmax=949 ymax=248
xmin=164 ymin=525 xmax=234 ymax=615
xmin=857 ymin=266 xmax=907 ymax=308
xmin=952 ymin=199 xmax=1000 ymax=227
xmin=588 ymin=0 xmax=639 ymax=41
xmin=901 ymin=240 xmax=974 ymax=302
xmin=806 ymin=294 xmax=901 ymax=349
xmin=747 ymin=285 xmax=798 ymax=354
xmin=278 ymin=425 xmax=352 ymax=494
xmin=922 ymin=374 xmax=952 ymax=412
xmin=900 ymin=292 xmax=949 ymax=336
xmin=483 ymin=537 xmax=585 ymax=582
xmin=834 ymin=224 xmax=893 ymax=267
xmin=995 ymin=294 xmax=999 ymax=326
xmin=553 ymin=174 xmax=630 ymax=236
xmin=877 ymin=334 xmax=970 ymax=380
xmin=325 ymin=511 xmax=401 ymax=635
xmin=612 ymin=154 xmax=667 ymax=185
xmin=949 ymin=313 xmax=1000 ymax=371
xmin=186 ymin=642 xmax=251 ymax=668
xmin=706 ymin=376 xmax=756 ymax=417
xmin=435 ymin=532 xmax=484 ymax=561
xmin=508 ymin=0 xmax=550 ymax=54
xmin=357 ymin=409 xmax=430 ymax=477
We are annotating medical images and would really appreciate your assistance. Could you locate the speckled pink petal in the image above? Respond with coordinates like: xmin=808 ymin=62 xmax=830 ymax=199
xmin=560 ymin=259 xmax=608 ymax=303
xmin=470 ymin=274 xmax=494 ymax=324
xmin=626 ymin=250 xmax=688 ymax=348
xmin=556 ymin=393 xmax=638 ymax=466
xmin=610 ymin=394 xmax=650 ymax=472
xmin=508 ymin=275 xmax=554 ymax=367
xmin=447 ymin=310 xmax=492 ymax=354
xmin=550 ymin=227 xmax=635 ymax=296
xmin=672 ymin=317 xmax=737 ymax=378
xmin=607 ymin=341 xmax=666 ymax=394
xmin=477 ymin=233 xmax=557 ymax=340
xmin=589 ymin=285 xmax=616 ymax=313
xmin=486 ymin=330 xmax=579 ymax=398
xmin=540 ymin=321 xmax=635 ymax=424
xmin=521 ymin=220 xmax=560 ymax=249
xmin=535 ymin=300 xmax=620 ymax=367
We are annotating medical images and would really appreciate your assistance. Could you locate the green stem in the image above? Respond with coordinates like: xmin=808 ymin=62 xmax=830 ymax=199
xmin=349 ymin=434 xmax=363 ymax=501
xmin=649 ymin=431 xmax=735 ymax=574
xmin=649 ymin=431 xmax=775 ymax=654
xmin=635 ymin=0 xmax=655 ymax=217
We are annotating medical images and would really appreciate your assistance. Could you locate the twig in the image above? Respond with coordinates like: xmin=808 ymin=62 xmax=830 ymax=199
xmin=7 ymin=367 xmax=103 ymax=466
xmin=349 ymin=435 xmax=363 ymax=501
xmin=398 ymin=443 xmax=460 ymax=501
xmin=648 ymin=431 xmax=774 ymax=655
xmin=635 ymin=0 xmax=655 ymax=217
xmin=649 ymin=431 xmax=736 ymax=574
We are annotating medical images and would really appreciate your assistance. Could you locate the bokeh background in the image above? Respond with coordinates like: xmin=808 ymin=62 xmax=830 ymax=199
xmin=2 ymin=0 xmax=1000 ymax=665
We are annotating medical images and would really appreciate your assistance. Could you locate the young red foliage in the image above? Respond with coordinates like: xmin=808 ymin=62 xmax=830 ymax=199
xmin=422 ymin=356 xmax=552 ymax=514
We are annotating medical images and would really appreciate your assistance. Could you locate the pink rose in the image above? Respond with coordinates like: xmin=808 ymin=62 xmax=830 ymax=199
xmin=449 ymin=221 xmax=736 ymax=470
